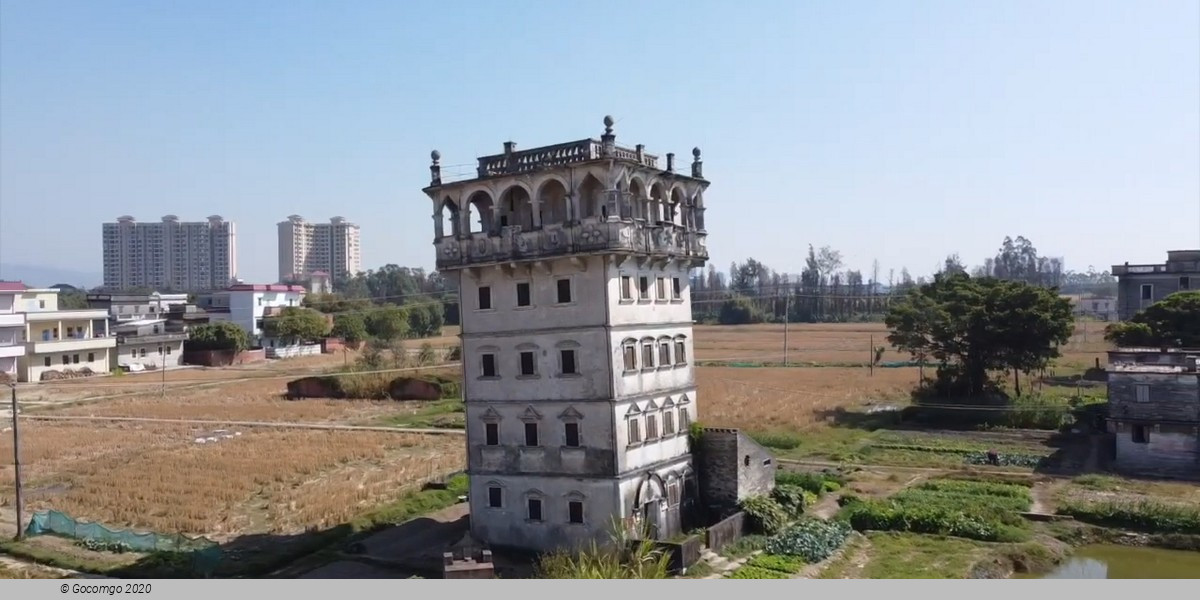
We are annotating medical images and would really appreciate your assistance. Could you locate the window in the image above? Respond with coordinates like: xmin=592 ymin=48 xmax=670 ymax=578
xmin=87 ymin=353 xmax=94 ymax=362
xmin=39 ymin=300 xmax=45 ymax=309
xmin=527 ymin=498 xmax=543 ymax=521
xmin=646 ymin=414 xmax=659 ymax=440
xmin=564 ymin=422 xmax=580 ymax=448
xmin=140 ymin=348 xmax=146 ymax=358
xmin=672 ymin=277 xmax=682 ymax=300
xmin=520 ymin=351 xmax=536 ymax=376
xmin=1132 ymin=425 xmax=1149 ymax=444
xmin=165 ymin=346 xmax=171 ymax=355
xmin=623 ymin=343 xmax=637 ymax=371
xmin=43 ymin=357 xmax=50 ymax=367
xmin=628 ymin=418 xmax=642 ymax=445
xmin=663 ymin=410 xmax=675 ymax=436
xmin=1140 ymin=284 xmax=1153 ymax=300
xmin=641 ymin=342 xmax=655 ymax=369
xmin=516 ymin=282 xmax=531 ymax=307
xmin=679 ymin=407 xmax=691 ymax=430
xmin=675 ymin=340 xmax=687 ymax=365
xmin=656 ymin=277 xmax=667 ymax=300
xmin=560 ymin=349 xmax=578 ymax=375
xmin=638 ymin=276 xmax=650 ymax=300
xmin=524 ymin=422 xmax=539 ymax=446
xmin=1135 ymin=384 xmax=1150 ymax=403
xmin=621 ymin=276 xmax=633 ymax=300
xmin=667 ymin=482 xmax=680 ymax=507
xmin=485 ymin=422 xmax=499 ymax=446
xmin=1182 ymin=277 xmax=1192 ymax=291
xmin=568 ymin=500 xmax=584 ymax=524
xmin=488 ymin=486 xmax=503 ymax=508
xmin=478 ymin=286 xmax=492 ymax=310
xmin=659 ymin=342 xmax=671 ymax=366
xmin=61 ymin=355 xmax=69 ymax=365
xmin=481 ymin=353 xmax=497 ymax=378
xmin=556 ymin=278 xmax=572 ymax=303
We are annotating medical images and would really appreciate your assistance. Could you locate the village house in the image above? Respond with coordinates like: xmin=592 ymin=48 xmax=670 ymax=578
xmin=10 ymin=286 xmax=115 ymax=382
xmin=201 ymin=283 xmax=307 ymax=348
xmin=86 ymin=291 xmax=190 ymax=323
xmin=111 ymin=318 xmax=188 ymax=371
xmin=1113 ymin=250 xmax=1200 ymax=320
xmin=0 ymin=282 xmax=27 ymax=381
xmin=1106 ymin=348 xmax=1200 ymax=479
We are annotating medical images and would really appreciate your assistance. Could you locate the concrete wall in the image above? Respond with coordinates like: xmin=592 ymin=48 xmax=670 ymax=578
xmin=181 ymin=348 xmax=266 ymax=366
xmin=466 ymin=401 xmax=616 ymax=477
xmin=1113 ymin=421 xmax=1200 ymax=478
xmin=113 ymin=339 xmax=184 ymax=370
xmin=469 ymin=474 xmax=618 ymax=552
xmin=1117 ymin=274 xmax=1195 ymax=320
xmin=463 ymin=327 xmax=611 ymax=402
xmin=1108 ymin=372 xmax=1200 ymax=422
xmin=20 ymin=348 xmax=111 ymax=381
xmin=697 ymin=429 xmax=776 ymax=515
xmin=0 ymin=356 xmax=17 ymax=379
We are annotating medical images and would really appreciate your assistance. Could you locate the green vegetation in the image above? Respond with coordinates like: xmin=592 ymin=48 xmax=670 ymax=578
xmin=765 ymin=519 xmax=853 ymax=563
xmin=330 ymin=313 xmax=368 ymax=343
xmin=838 ymin=478 xmax=1031 ymax=542
xmin=263 ymin=307 xmax=331 ymax=344
xmin=769 ymin=485 xmax=809 ymax=517
xmin=750 ymin=431 xmax=802 ymax=450
xmin=740 ymin=495 xmax=790 ymax=535
xmin=1105 ymin=291 xmax=1200 ymax=347
xmin=859 ymin=532 xmax=986 ymax=579
xmin=720 ymin=535 xmax=767 ymax=559
xmin=377 ymin=398 xmax=465 ymax=429
xmin=185 ymin=322 xmax=250 ymax=352
xmin=726 ymin=565 xmax=789 ymax=579
xmin=775 ymin=471 xmax=844 ymax=494
xmin=536 ymin=520 xmax=671 ymax=579
xmin=746 ymin=553 xmax=806 ymax=574
xmin=1057 ymin=500 xmax=1200 ymax=535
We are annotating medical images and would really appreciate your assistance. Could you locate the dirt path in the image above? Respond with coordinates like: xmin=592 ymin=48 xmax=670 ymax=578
xmin=810 ymin=493 xmax=842 ymax=519
xmin=18 ymin=414 xmax=465 ymax=436
xmin=1029 ymin=481 xmax=1054 ymax=515
xmin=0 ymin=554 xmax=107 ymax=579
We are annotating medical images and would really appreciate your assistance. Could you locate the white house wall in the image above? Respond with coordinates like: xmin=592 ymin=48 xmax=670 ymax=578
xmin=462 ymin=328 xmax=612 ymax=402
xmin=458 ymin=257 xmax=606 ymax=332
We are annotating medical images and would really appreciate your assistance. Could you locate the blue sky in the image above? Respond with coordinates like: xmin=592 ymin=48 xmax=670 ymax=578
xmin=1 ymin=0 xmax=1197 ymax=285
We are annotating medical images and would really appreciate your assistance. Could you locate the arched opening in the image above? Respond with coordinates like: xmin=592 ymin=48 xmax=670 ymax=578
xmin=693 ymin=192 xmax=705 ymax=230
xmin=466 ymin=191 xmax=495 ymax=235
xmin=537 ymin=179 xmax=569 ymax=227
xmin=669 ymin=188 xmax=686 ymax=226
xmin=628 ymin=178 xmax=647 ymax=221
xmin=437 ymin=197 xmax=459 ymax=238
xmin=498 ymin=185 xmax=533 ymax=231
xmin=649 ymin=182 xmax=666 ymax=223
xmin=578 ymin=174 xmax=604 ymax=220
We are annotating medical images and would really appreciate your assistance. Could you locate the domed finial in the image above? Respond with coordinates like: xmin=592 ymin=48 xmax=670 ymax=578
xmin=603 ymin=115 xmax=614 ymax=135
xmin=431 ymin=149 xmax=441 ymax=163
xmin=692 ymin=147 xmax=701 ymax=159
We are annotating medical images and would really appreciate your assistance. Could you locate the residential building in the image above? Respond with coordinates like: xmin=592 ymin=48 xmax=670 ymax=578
xmin=277 ymin=215 xmax=362 ymax=283
xmin=86 ymin=292 xmax=190 ymax=323
xmin=423 ymin=117 xmax=710 ymax=551
xmin=0 ymin=282 xmax=27 ymax=381
xmin=283 ymin=271 xmax=332 ymax=295
xmin=1105 ymin=349 xmax=1200 ymax=479
xmin=1062 ymin=294 xmax=1118 ymax=321
xmin=14 ymin=288 xmax=115 ymax=382
xmin=101 ymin=215 xmax=238 ymax=293
xmin=111 ymin=318 xmax=187 ymax=371
xmin=1113 ymin=250 xmax=1200 ymax=320
xmin=205 ymin=284 xmax=307 ymax=346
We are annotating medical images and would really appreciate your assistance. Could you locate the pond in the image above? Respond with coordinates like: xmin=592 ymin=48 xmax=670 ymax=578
xmin=1019 ymin=545 xmax=1200 ymax=579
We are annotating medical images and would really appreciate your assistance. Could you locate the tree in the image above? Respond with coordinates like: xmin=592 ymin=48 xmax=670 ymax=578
xmin=186 ymin=322 xmax=250 ymax=352
xmin=331 ymin=313 xmax=369 ymax=344
xmin=717 ymin=297 xmax=764 ymax=325
xmin=262 ymin=307 xmax=330 ymax=345
xmin=303 ymin=293 xmax=371 ymax=314
xmin=366 ymin=306 xmax=410 ymax=341
xmin=1105 ymin=291 xmax=1200 ymax=348
xmin=407 ymin=302 xmax=444 ymax=338
xmin=940 ymin=254 xmax=967 ymax=276
xmin=885 ymin=273 xmax=1074 ymax=396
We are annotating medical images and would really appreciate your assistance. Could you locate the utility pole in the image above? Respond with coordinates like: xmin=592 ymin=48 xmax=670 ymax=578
xmin=10 ymin=384 xmax=24 ymax=541
xmin=869 ymin=334 xmax=874 ymax=377
xmin=160 ymin=346 xmax=167 ymax=398
xmin=782 ymin=294 xmax=790 ymax=366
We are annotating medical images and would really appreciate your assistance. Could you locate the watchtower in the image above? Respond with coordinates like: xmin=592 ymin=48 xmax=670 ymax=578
xmin=423 ymin=116 xmax=710 ymax=552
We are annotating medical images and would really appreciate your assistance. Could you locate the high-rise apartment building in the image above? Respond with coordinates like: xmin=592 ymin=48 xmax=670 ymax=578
xmin=276 ymin=215 xmax=362 ymax=283
xmin=101 ymin=215 xmax=238 ymax=293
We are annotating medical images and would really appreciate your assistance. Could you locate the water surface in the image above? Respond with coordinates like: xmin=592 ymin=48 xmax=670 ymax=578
xmin=1021 ymin=544 xmax=1200 ymax=579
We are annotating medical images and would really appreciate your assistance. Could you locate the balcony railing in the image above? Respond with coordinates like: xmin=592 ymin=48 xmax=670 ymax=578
xmin=435 ymin=220 xmax=707 ymax=270
xmin=475 ymin=139 xmax=659 ymax=178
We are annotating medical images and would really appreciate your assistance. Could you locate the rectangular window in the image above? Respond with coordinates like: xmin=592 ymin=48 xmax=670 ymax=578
xmin=621 ymin=276 xmax=633 ymax=300
xmin=478 ymin=286 xmax=492 ymax=310
xmin=667 ymin=482 xmax=680 ymax=507
xmin=527 ymin=498 xmax=543 ymax=521
xmin=1140 ymin=284 xmax=1153 ymax=300
xmin=39 ymin=300 xmax=45 ymax=309
xmin=659 ymin=342 xmax=671 ymax=366
xmin=1132 ymin=425 xmax=1149 ymax=444
xmin=556 ymin=278 xmax=572 ymax=303
xmin=87 ymin=353 xmax=94 ymax=362
xmin=656 ymin=277 xmax=666 ymax=300
xmin=62 ymin=355 xmax=69 ymax=365
xmin=165 ymin=346 xmax=171 ymax=355
xmin=663 ymin=410 xmax=675 ymax=435
xmin=1135 ymin=384 xmax=1150 ymax=403
xmin=642 ymin=343 xmax=655 ymax=368
xmin=568 ymin=500 xmax=584 ymax=524
xmin=140 ymin=348 xmax=146 ymax=358
xmin=675 ymin=341 xmax=687 ymax=365
xmin=628 ymin=418 xmax=641 ymax=445
xmin=679 ymin=407 xmax=690 ymax=430
xmin=43 ymin=357 xmax=50 ymax=367
xmin=520 ymin=351 xmax=536 ymax=376
xmin=481 ymin=353 xmax=497 ymax=378
xmin=485 ymin=422 xmax=499 ymax=446
xmin=639 ymin=276 xmax=650 ymax=300
xmin=516 ymin=282 xmax=531 ymax=307
xmin=1181 ymin=277 xmax=1191 ymax=291
xmin=564 ymin=422 xmax=580 ymax=448
xmin=560 ymin=349 xmax=577 ymax=375
xmin=488 ymin=486 xmax=503 ymax=508
xmin=672 ymin=277 xmax=682 ymax=299
xmin=646 ymin=414 xmax=659 ymax=440
xmin=623 ymin=345 xmax=637 ymax=371
xmin=524 ymin=422 xmax=539 ymax=447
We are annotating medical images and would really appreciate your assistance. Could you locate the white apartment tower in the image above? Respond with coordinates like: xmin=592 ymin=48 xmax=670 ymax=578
xmin=277 ymin=215 xmax=362 ymax=283
xmin=424 ymin=117 xmax=710 ymax=552
xmin=101 ymin=215 xmax=237 ymax=293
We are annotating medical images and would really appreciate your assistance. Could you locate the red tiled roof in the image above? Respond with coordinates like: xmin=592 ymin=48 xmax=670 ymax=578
xmin=0 ymin=281 xmax=27 ymax=292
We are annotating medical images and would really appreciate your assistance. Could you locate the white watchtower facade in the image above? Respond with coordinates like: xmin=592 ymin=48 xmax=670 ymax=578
xmin=424 ymin=117 xmax=710 ymax=552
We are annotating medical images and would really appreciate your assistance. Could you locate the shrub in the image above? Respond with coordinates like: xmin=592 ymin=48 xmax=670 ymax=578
xmin=913 ymin=479 xmax=1030 ymax=499
xmin=771 ymin=485 xmax=807 ymax=517
xmin=417 ymin=342 xmax=437 ymax=366
xmin=1058 ymin=500 xmax=1200 ymax=534
xmin=836 ymin=494 xmax=861 ymax=507
xmin=720 ymin=534 xmax=767 ymax=558
xmin=446 ymin=345 xmax=462 ymax=361
xmin=727 ymin=565 xmax=789 ymax=579
xmin=839 ymin=499 xmax=1030 ymax=542
xmin=751 ymin=431 xmax=801 ymax=450
xmin=765 ymin=519 xmax=852 ymax=563
xmin=740 ymin=496 xmax=789 ymax=535
xmin=746 ymin=554 xmax=806 ymax=574
xmin=775 ymin=471 xmax=844 ymax=495
xmin=537 ymin=519 xmax=671 ymax=579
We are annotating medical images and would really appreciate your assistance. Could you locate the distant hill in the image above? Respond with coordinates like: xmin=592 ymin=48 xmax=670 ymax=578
xmin=0 ymin=263 xmax=101 ymax=288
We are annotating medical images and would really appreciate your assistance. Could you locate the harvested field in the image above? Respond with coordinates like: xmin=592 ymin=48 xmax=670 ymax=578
xmin=0 ymin=421 xmax=464 ymax=538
